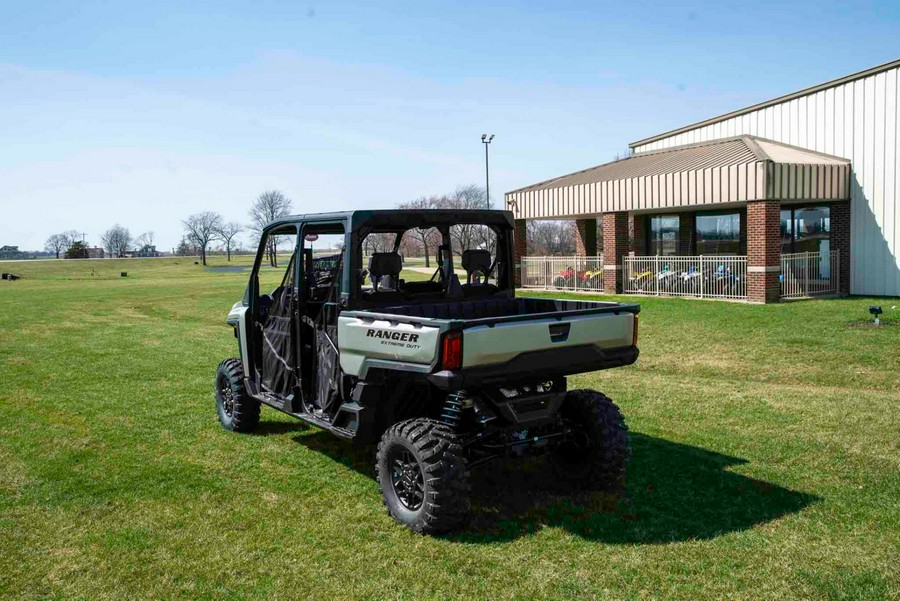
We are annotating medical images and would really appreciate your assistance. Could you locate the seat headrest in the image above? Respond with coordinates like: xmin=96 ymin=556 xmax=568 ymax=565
xmin=461 ymin=249 xmax=492 ymax=274
xmin=368 ymin=252 xmax=402 ymax=277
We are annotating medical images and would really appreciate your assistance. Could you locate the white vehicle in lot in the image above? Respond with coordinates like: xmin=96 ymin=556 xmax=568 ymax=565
xmin=216 ymin=209 xmax=640 ymax=533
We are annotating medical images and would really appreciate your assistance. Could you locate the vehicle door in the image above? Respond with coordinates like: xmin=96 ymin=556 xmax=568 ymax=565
xmin=297 ymin=221 xmax=347 ymax=416
xmin=249 ymin=224 xmax=300 ymax=399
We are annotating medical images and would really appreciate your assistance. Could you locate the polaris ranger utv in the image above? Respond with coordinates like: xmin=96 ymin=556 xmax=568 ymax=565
xmin=216 ymin=209 xmax=640 ymax=533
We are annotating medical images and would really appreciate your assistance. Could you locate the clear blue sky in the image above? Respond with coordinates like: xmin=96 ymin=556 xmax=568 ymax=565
xmin=1 ymin=0 xmax=898 ymax=251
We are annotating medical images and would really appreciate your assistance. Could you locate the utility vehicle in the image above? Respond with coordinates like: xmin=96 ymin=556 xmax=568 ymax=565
xmin=215 ymin=210 xmax=640 ymax=533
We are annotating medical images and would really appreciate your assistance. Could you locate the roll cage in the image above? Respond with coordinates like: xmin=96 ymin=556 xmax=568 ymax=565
xmin=249 ymin=209 xmax=516 ymax=311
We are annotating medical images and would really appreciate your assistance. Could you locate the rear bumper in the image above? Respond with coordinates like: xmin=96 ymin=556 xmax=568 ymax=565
xmin=427 ymin=344 xmax=639 ymax=391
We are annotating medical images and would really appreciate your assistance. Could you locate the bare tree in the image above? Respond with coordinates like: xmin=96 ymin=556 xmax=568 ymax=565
xmin=136 ymin=231 xmax=155 ymax=248
xmin=442 ymin=185 xmax=493 ymax=257
xmin=101 ymin=225 xmax=132 ymax=258
xmin=183 ymin=212 xmax=223 ymax=266
xmin=397 ymin=196 xmax=441 ymax=267
xmin=215 ymin=221 xmax=243 ymax=261
xmin=526 ymin=220 xmax=576 ymax=255
xmin=61 ymin=230 xmax=81 ymax=248
xmin=44 ymin=234 xmax=69 ymax=259
xmin=249 ymin=190 xmax=293 ymax=267
xmin=362 ymin=232 xmax=394 ymax=257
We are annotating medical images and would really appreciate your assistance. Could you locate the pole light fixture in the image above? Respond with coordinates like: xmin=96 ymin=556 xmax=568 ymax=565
xmin=482 ymin=134 xmax=494 ymax=206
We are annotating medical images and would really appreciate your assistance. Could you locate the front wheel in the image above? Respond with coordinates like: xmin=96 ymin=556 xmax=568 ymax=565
xmin=215 ymin=358 xmax=260 ymax=433
xmin=551 ymin=390 xmax=629 ymax=490
xmin=376 ymin=418 xmax=471 ymax=534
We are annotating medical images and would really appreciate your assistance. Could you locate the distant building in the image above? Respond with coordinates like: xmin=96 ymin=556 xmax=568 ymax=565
xmin=86 ymin=247 xmax=105 ymax=259
xmin=133 ymin=244 xmax=161 ymax=258
xmin=0 ymin=245 xmax=27 ymax=260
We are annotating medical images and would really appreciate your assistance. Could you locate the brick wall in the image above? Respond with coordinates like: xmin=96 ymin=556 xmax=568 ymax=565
xmin=514 ymin=219 xmax=527 ymax=287
xmin=747 ymin=200 xmax=781 ymax=303
xmin=574 ymin=218 xmax=598 ymax=256
xmin=602 ymin=212 xmax=629 ymax=293
xmin=830 ymin=202 xmax=851 ymax=294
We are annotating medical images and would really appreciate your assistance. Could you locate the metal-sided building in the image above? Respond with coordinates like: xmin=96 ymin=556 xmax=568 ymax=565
xmin=506 ymin=59 xmax=899 ymax=302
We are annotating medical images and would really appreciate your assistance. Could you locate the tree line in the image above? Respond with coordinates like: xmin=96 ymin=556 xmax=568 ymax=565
xmin=44 ymin=228 xmax=157 ymax=259
xmin=42 ymin=184 xmax=587 ymax=265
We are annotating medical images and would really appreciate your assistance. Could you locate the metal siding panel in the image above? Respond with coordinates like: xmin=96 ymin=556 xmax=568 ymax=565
xmin=655 ymin=174 xmax=662 ymax=207
xmin=834 ymin=84 xmax=845 ymax=157
xmin=666 ymin=172 xmax=672 ymax=207
xmin=738 ymin=163 xmax=748 ymax=201
xmin=864 ymin=74 xmax=877 ymax=293
xmin=798 ymin=97 xmax=808 ymax=147
xmin=727 ymin=164 xmax=737 ymax=202
xmin=760 ymin=163 xmax=768 ymax=201
xmin=873 ymin=71 xmax=886 ymax=295
xmin=824 ymin=87 xmax=835 ymax=155
xmin=809 ymin=165 xmax=818 ymax=199
xmin=711 ymin=167 xmax=720 ymax=204
xmin=785 ymin=163 xmax=794 ymax=200
xmin=805 ymin=165 xmax=813 ymax=199
xmin=885 ymin=68 xmax=897 ymax=292
xmin=811 ymin=92 xmax=821 ymax=150
xmin=895 ymin=68 xmax=900 ymax=295
xmin=766 ymin=104 xmax=784 ymax=140
xmin=674 ymin=172 xmax=681 ymax=206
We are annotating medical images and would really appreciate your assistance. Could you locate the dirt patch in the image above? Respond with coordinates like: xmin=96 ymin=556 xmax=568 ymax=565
xmin=847 ymin=320 xmax=897 ymax=328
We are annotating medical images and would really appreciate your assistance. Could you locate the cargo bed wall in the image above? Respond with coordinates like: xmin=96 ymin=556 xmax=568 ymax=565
xmin=374 ymin=297 xmax=628 ymax=321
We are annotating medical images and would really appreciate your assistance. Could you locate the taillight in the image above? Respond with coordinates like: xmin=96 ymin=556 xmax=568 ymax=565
xmin=441 ymin=331 xmax=463 ymax=370
xmin=632 ymin=315 xmax=639 ymax=347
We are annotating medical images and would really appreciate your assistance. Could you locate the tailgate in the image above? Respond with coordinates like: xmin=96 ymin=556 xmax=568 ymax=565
xmin=461 ymin=310 xmax=635 ymax=368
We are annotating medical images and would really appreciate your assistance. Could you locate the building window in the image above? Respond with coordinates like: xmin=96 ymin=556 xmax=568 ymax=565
xmin=696 ymin=212 xmax=740 ymax=255
xmin=647 ymin=215 xmax=679 ymax=255
xmin=781 ymin=206 xmax=831 ymax=254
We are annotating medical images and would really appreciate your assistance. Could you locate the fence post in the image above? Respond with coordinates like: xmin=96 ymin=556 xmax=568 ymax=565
xmin=804 ymin=251 xmax=810 ymax=296
xmin=654 ymin=255 xmax=659 ymax=296
xmin=699 ymin=256 xmax=704 ymax=299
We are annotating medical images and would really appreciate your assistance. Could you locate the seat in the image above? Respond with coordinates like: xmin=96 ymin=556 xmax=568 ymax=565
xmin=365 ymin=252 xmax=405 ymax=303
xmin=460 ymin=249 xmax=498 ymax=296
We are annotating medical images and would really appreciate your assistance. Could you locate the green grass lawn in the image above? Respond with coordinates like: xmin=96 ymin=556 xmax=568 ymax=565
xmin=1 ymin=257 xmax=898 ymax=599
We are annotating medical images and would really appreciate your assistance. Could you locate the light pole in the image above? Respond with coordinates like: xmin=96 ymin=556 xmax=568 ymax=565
xmin=481 ymin=134 xmax=494 ymax=205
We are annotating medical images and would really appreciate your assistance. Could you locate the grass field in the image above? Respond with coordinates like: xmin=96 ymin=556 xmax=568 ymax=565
xmin=1 ymin=256 xmax=898 ymax=599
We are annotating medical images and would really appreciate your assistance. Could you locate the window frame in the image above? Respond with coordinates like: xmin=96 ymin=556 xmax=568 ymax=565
xmin=695 ymin=210 xmax=742 ymax=256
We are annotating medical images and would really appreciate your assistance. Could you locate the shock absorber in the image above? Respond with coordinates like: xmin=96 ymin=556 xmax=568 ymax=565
xmin=440 ymin=392 xmax=466 ymax=429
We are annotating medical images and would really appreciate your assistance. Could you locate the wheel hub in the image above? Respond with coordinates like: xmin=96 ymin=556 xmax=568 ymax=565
xmin=220 ymin=382 xmax=234 ymax=417
xmin=391 ymin=450 xmax=424 ymax=510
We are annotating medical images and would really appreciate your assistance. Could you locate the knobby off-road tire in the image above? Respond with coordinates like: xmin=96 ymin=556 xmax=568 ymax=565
xmin=551 ymin=389 xmax=630 ymax=491
xmin=215 ymin=358 xmax=260 ymax=433
xmin=376 ymin=418 xmax=471 ymax=534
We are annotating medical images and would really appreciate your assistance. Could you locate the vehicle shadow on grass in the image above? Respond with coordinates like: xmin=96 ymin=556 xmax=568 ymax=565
xmin=287 ymin=426 xmax=818 ymax=544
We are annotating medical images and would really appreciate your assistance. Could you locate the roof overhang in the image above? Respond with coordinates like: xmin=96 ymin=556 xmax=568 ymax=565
xmin=504 ymin=136 xmax=850 ymax=220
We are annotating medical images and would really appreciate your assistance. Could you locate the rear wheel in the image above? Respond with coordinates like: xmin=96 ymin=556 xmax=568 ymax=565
xmin=376 ymin=418 xmax=470 ymax=534
xmin=551 ymin=390 xmax=629 ymax=490
xmin=215 ymin=358 xmax=260 ymax=433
